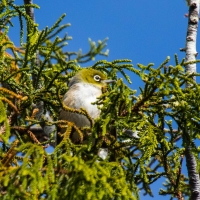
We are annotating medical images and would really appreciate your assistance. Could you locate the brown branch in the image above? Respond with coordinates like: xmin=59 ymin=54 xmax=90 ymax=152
xmin=27 ymin=130 xmax=40 ymax=144
xmin=11 ymin=126 xmax=43 ymax=144
xmin=1 ymin=140 xmax=19 ymax=167
xmin=174 ymin=155 xmax=184 ymax=200
xmin=0 ymin=97 xmax=19 ymax=114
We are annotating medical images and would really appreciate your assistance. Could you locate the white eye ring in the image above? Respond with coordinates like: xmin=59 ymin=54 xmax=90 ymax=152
xmin=94 ymin=75 xmax=101 ymax=82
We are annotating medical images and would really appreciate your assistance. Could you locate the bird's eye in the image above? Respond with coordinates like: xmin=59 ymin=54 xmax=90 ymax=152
xmin=94 ymin=75 xmax=101 ymax=82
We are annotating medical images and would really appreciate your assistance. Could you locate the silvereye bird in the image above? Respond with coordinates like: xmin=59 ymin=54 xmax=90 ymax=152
xmin=59 ymin=68 xmax=114 ymax=142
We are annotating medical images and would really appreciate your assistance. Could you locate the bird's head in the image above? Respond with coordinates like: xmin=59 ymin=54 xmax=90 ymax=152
xmin=69 ymin=68 xmax=115 ymax=88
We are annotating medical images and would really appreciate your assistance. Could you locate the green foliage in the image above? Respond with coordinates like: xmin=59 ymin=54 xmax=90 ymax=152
xmin=1 ymin=0 xmax=200 ymax=199
xmin=0 ymin=100 xmax=10 ymax=143
xmin=0 ymin=141 xmax=136 ymax=200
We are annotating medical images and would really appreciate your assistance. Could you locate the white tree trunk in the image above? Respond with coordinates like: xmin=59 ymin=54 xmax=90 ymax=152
xmin=183 ymin=0 xmax=200 ymax=199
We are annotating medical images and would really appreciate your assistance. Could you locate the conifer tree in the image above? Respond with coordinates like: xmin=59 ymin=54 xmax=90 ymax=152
xmin=1 ymin=0 xmax=200 ymax=199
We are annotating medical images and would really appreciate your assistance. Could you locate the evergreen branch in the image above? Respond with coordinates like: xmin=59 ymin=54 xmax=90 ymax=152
xmin=27 ymin=130 xmax=40 ymax=144
xmin=1 ymin=139 xmax=19 ymax=167
xmin=0 ymin=97 xmax=19 ymax=113
xmin=46 ymin=24 xmax=71 ymax=40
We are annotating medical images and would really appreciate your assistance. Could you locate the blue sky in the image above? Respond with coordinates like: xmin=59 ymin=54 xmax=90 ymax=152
xmin=9 ymin=1 xmax=196 ymax=199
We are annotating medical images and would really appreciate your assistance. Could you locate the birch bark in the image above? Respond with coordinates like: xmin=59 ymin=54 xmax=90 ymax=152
xmin=183 ymin=1 xmax=200 ymax=199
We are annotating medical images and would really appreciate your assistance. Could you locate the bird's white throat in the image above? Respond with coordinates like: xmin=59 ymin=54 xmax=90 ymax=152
xmin=70 ymin=83 xmax=101 ymax=117
xmin=61 ymin=82 xmax=102 ymax=127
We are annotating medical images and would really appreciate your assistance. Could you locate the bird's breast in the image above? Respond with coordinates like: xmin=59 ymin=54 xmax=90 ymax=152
xmin=60 ymin=83 xmax=102 ymax=127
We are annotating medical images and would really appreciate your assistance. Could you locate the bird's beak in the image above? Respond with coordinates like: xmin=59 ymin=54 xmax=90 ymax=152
xmin=102 ymin=79 xmax=116 ymax=84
